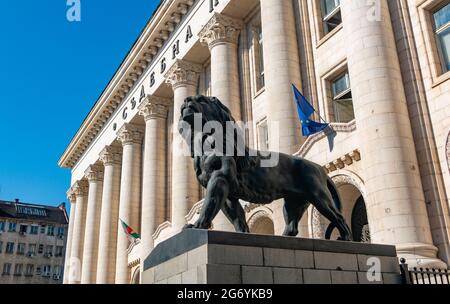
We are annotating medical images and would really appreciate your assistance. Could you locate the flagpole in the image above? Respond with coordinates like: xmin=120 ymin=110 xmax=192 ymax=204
xmin=315 ymin=111 xmax=328 ymax=125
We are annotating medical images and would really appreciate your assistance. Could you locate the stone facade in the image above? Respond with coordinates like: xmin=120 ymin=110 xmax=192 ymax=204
xmin=0 ymin=200 xmax=69 ymax=284
xmin=59 ymin=0 xmax=450 ymax=283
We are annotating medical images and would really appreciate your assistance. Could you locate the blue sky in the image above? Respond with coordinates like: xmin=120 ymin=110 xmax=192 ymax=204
xmin=0 ymin=0 xmax=160 ymax=212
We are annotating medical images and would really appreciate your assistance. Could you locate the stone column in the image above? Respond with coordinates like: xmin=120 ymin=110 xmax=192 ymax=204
xmin=80 ymin=164 xmax=104 ymax=284
xmin=68 ymin=180 xmax=88 ymax=284
xmin=138 ymin=96 xmax=169 ymax=263
xmin=341 ymin=0 xmax=445 ymax=268
xmin=199 ymin=13 xmax=243 ymax=120
xmin=63 ymin=191 xmax=76 ymax=284
xmin=198 ymin=14 xmax=244 ymax=232
xmin=165 ymin=60 xmax=202 ymax=233
xmin=96 ymin=146 xmax=122 ymax=283
xmin=115 ymin=124 xmax=144 ymax=284
xmin=260 ymin=0 xmax=302 ymax=154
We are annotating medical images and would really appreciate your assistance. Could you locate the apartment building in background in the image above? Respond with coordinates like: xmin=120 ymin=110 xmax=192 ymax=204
xmin=0 ymin=199 xmax=68 ymax=284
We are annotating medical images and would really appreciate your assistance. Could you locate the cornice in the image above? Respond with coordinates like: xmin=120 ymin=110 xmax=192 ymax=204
xmin=294 ymin=120 xmax=357 ymax=158
xmin=58 ymin=0 xmax=197 ymax=169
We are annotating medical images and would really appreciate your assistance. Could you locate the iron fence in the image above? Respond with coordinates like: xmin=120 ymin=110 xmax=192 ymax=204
xmin=400 ymin=258 xmax=450 ymax=284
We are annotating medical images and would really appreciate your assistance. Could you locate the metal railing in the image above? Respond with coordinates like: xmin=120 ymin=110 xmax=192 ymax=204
xmin=400 ymin=258 xmax=450 ymax=284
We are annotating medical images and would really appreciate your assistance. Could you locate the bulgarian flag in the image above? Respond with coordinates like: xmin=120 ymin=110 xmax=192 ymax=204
xmin=120 ymin=219 xmax=141 ymax=242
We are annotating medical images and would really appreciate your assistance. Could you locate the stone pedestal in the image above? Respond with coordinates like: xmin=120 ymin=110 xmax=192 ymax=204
xmin=142 ymin=230 xmax=402 ymax=284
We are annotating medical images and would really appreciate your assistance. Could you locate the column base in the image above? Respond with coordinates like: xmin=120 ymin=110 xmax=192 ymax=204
xmin=396 ymin=243 xmax=448 ymax=269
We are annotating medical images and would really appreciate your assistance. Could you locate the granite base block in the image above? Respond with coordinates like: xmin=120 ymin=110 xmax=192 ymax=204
xmin=143 ymin=229 xmax=401 ymax=284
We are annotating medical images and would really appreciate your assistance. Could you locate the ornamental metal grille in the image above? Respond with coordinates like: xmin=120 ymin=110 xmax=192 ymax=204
xmin=400 ymin=258 xmax=450 ymax=284
xmin=15 ymin=205 xmax=47 ymax=217
xmin=351 ymin=196 xmax=371 ymax=243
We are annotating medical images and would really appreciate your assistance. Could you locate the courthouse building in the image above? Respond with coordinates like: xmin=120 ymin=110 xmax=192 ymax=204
xmin=59 ymin=0 xmax=450 ymax=283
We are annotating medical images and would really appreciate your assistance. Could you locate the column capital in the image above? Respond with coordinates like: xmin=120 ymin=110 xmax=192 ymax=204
xmin=67 ymin=188 xmax=77 ymax=203
xmin=71 ymin=180 xmax=89 ymax=198
xmin=84 ymin=164 xmax=104 ymax=182
xmin=138 ymin=96 xmax=170 ymax=121
xmin=117 ymin=123 xmax=144 ymax=146
xmin=165 ymin=59 xmax=202 ymax=89
xmin=99 ymin=145 xmax=122 ymax=166
xmin=199 ymin=13 xmax=243 ymax=49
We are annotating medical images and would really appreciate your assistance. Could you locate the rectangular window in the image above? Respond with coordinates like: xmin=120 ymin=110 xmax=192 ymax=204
xmin=38 ymin=244 xmax=44 ymax=254
xmin=17 ymin=243 xmax=25 ymax=255
xmin=6 ymin=242 xmax=14 ymax=254
xmin=40 ymin=225 xmax=46 ymax=234
xmin=8 ymin=222 xmax=16 ymax=232
xmin=14 ymin=264 xmax=23 ymax=276
xmin=331 ymin=72 xmax=355 ymax=123
xmin=29 ymin=225 xmax=39 ymax=235
xmin=55 ymin=246 xmax=64 ymax=257
xmin=0 ymin=221 xmax=5 ymax=232
xmin=252 ymin=26 xmax=265 ymax=93
xmin=47 ymin=225 xmax=55 ymax=236
xmin=45 ymin=245 xmax=53 ymax=257
xmin=199 ymin=63 xmax=212 ymax=96
xmin=0 ymin=241 xmax=2 ymax=253
xmin=43 ymin=265 xmax=51 ymax=277
xmin=19 ymin=224 xmax=28 ymax=234
xmin=58 ymin=227 xmax=65 ymax=237
xmin=36 ymin=266 xmax=42 ymax=276
xmin=256 ymin=28 xmax=265 ymax=90
xmin=2 ymin=263 xmax=11 ymax=275
xmin=257 ymin=119 xmax=269 ymax=151
xmin=28 ymin=244 xmax=36 ymax=256
xmin=25 ymin=264 xmax=34 ymax=277
xmin=433 ymin=3 xmax=450 ymax=72
xmin=321 ymin=0 xmax=342 ymax=34
xmin=53 ymin=265 xmax=62 ymax=280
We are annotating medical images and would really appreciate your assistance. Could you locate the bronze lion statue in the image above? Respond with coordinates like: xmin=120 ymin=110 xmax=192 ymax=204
xmin=178 ymin=95 xmax=352 ymax=241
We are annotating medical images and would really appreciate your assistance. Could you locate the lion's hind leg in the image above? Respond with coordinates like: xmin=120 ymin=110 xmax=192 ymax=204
xmin=309 ymin=189 xmax=352 ymax=241
xmin=282 ymin=196 xmax=310 ymax=237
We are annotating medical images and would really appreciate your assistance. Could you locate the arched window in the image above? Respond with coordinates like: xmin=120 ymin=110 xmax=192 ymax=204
xmin=351 ymin=196 xmax=371 ymax=243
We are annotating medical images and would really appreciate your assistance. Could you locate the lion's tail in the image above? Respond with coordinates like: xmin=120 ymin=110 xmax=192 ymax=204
xmin=326 ymin=177 xmax=342 ymax=212
xmin=324 ymin=177 xmax=343 ymax=239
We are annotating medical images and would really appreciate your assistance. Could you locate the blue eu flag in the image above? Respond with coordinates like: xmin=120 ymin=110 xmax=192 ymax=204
xmin=292 ymin=84 xmax=329 ymax=137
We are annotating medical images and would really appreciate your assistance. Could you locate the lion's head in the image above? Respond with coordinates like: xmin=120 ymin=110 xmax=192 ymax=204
xmin=179 ymin=95 xmax=257 ymax=171
xmin=180 ymin=95 xmax=236 ymax=130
